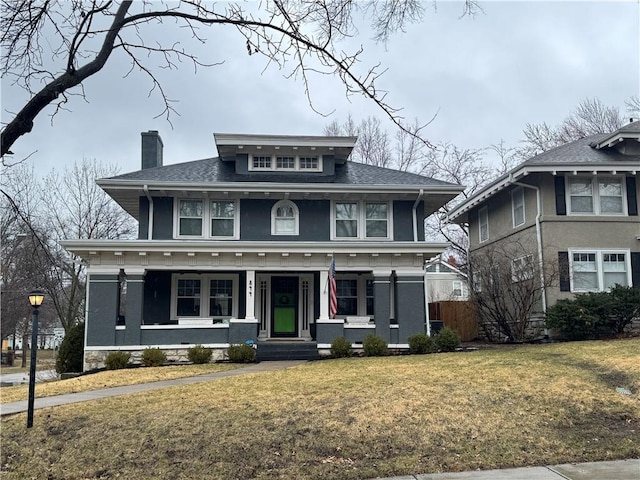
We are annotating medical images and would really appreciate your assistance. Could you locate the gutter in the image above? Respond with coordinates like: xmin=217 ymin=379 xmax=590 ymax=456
xmin=509 ymin=176 xmax=547 ymax=315
xmin=143 ymin=185 xmax=153 ymax=241
xmin=412 ymin=188 xmax=424 ymax=242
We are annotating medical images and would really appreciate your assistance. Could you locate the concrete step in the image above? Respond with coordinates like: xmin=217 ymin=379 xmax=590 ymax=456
xmin=256 ymin=342 xmax=320 ymax=361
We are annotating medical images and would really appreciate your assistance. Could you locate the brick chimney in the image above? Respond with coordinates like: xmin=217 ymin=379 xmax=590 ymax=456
xmin=141 ymin=130 xmax=163 ymax=169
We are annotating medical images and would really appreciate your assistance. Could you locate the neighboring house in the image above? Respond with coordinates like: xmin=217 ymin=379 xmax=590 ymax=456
xmin=424 ymin=255 xmax=469 ymax=302
xmin=62 ymin=131 xmax=463 ymax=369
xmin=448 ymin=120 xmax=640 ymax=327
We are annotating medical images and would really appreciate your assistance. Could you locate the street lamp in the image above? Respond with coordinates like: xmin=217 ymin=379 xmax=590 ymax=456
xmin=26 ymin=289 xmax=44 ymax=428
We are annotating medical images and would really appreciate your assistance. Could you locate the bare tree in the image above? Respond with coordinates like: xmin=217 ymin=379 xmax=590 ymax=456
xmin=516 ymin=97 xmax=626 ymax=160
xmin=1 ymin=159 xmax=135 ymax=332
xmin=467 ymin=241 xmax=556 ymax=342
xmin=1 ymin=0 xmax=479 ymax=158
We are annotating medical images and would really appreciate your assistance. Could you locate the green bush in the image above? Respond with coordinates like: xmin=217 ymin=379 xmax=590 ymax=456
xmin=55 ymin=322 xmax=85 ymax=374
xmin=408 ymin=333 xmax=435 ymax=354
xmin=141 ymin=347 xmax=167 ymax=367
xmin=545 ymin=299 xmax=601 ymax=340
xmin=104 ymin=351 xmax=131 ymax=370
xmin=330 ymin=336 xmax=352 ymax=358
xmin=188 ymin=345 xmax=212 ymax=364
xmin=608 ymin=285 xmax=640 ymax=334
xmin=363 ymin=334 xmax=388 ymax=357
xmin=434 ymin=327 xmax=460 ymax=352
xmin=227 ymin=344 xmax=256 ymax=363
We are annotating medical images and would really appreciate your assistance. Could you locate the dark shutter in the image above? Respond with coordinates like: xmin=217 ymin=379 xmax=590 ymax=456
xmin=555 ymin=176 xmax=566 ymax=215
xmin=632 ymin=252 xmax=640 ymax=289
xmin=558 ymin=251 xmax=570 ymax=292
xmin=626 ymin=176 xmax=638 ymax=216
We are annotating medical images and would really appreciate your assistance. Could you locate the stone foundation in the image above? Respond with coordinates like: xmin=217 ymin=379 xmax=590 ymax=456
xmin=478 ymin=314 xmax=546 ymax=342
xmin=84 ymin=347 xmax=227 ymax=371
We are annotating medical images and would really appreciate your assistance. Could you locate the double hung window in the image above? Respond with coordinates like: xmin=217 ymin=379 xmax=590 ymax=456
xmin=570 ymin=250 xmax=630 ymax=292
xmin=172 ymin=274 xmax=238 ymax=321
xmin=511 ymin=255 xmax=534 ymax=282
xmin=176 ymin=199 xmax=238 ymax=238
xmin=335 ymin=275 xmax=375 ymax=318
xmin=567 ymin=176 xmax=625 ymax=215
xmin=511 ymin=187 xmax=525 ymax=227
xmin=334 ymin=201 xmax=390 ymax=239
xmin=478 ymin=207 xmax=489 ymax=243
xmin=271 ymin=200 xmax=299 ymax=235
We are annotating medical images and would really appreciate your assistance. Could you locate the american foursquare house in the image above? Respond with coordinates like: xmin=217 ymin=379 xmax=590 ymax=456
xmin=62 ymin=131 xmax=464 ymax=369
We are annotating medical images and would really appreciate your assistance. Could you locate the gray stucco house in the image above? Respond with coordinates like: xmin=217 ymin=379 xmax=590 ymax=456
xmin=448 ymin=120 xmax=640 ymax=330
xmin=62 ymin=131 xmax=463 ymax=369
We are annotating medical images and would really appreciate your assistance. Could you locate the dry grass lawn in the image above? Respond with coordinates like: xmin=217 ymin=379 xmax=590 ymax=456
xmin=0 ymin=363 xmax=242 ymax=404
xmin=2 ymin=339 xmax=639 ymax=480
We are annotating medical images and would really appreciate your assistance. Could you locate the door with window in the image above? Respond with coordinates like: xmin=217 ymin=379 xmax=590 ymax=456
xmin=271 ymin=277 xmax=298 ymax=337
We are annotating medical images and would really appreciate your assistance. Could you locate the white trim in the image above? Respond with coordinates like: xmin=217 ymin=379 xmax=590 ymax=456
xmin=141 ymin=323 xmax=229 ymax=329
xmin=85 ymin=343 xmax=230 ymax=350
xmin=248 ymin=153 xmax=323 ymax=172
xmin=331 ymin=200 xmax=393 ymax=240
xmin=511 ymin=186 xmax=525 ymax=227
xmin=174 ymin=198 xmax=240 ymax=239
xmin=229 ymin=318 xmax=260 ymax=324
xmin=315 ymin=319 xmax=345 ymax=324
xmin=344 ymin=324 xmax=376 ymax=329
xmin=565 ymin=175 xmax=627 ymax=216
xmin=568 ymin=248 xmax=632 ymax=292
xmin=115 ymin=325 xmax=125 ymax=330
xmin=271 ymin=199 xmax=300 ymax=236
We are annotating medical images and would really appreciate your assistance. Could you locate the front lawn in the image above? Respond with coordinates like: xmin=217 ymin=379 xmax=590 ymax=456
xmin=1 ymin=339 xmax=638 ymax=480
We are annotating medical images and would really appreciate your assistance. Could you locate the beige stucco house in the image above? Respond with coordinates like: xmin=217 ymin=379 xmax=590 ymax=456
xmin=448 ymin=120 xmax=639 ymax=321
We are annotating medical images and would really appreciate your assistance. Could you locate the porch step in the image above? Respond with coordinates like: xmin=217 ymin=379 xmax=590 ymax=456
xmin=256 ymin=341 xmax=320 ymax=361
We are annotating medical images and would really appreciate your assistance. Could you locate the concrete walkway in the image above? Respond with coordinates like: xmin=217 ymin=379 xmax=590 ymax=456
xmin=369 ymin=459 xmax=639 ymax=480
xmin=1 ymin=362 xmax=637 ymax=479
xmin=0 ymin=360 xmax=306 ymax=416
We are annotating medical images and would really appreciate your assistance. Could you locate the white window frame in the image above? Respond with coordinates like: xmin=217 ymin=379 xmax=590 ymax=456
xmin=568 ymin=249 xmax=632 ymax=293
xmin=511 ymin=254 xmax=534 ymax=282
xmin=334 ymin=274 xmax=374 ymax=319
xmin=566 ymin=175 xmax=627 ymax=216
xmin=511 ymin=187 xmax=525 ymax=227
xmin=331 ymin=200 xmax=393 ymax=240
xmin=271 ymin=200 xmax=299 ymax=236
xmin=248 ymin=154 xmax=322 ymax=172
xmin=452 ymin=280 xmax=463 ymax=297
xmin=174 ymin=198 xmax=239 ymax=239
xmin=478 ymin=206 xmax=489 ymax=243
xmin=170 ymin=273 xmax=239 ymax=321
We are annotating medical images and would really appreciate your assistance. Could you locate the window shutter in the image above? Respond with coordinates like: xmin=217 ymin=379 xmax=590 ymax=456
xmin=554 ymin=176 xmax=566 ymax=215
xmin=632 ymin=252 xmax=640 ymax=288
xmin=626 ymin=176 xmax=638 ymax=216
xmin=558 ymin=251 xmax=570 ymax=292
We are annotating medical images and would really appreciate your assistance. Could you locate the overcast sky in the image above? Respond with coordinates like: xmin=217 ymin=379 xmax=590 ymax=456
xmin=1 ymin=1 xmax=638 ymax=176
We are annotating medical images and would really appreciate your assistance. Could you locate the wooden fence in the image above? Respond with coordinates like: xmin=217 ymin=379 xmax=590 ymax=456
xmin=429 ymin=301 xmax=478 ymax=341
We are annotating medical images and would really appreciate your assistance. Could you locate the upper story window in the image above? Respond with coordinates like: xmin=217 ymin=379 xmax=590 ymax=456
xmin=478 ymin=206 xmax=489 ymax=243
xmin=567 ymin=176 xmax=625 ymax=215
xmin=249 ymin=154 xmax=322 ymax=172
xmin=175 ymin=199 xmax=239 ymax=239
xmin=511 ymin=187 xmax=525 ymax=227
xmin=569 ymin=249 xmax=630 ymax=292
xmin=271 ymin=200 xmax=299 ymax=235
xmin=333 ymin=201 xmax=391 ymax=240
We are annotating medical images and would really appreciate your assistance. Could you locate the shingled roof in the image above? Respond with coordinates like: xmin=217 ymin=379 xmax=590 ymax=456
xmin=103 ymin=157 xmax=459 ymax=188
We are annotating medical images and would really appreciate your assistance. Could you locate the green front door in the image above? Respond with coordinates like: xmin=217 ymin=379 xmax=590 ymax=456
xmin=271 ymin=277 xmax=298 ymax=337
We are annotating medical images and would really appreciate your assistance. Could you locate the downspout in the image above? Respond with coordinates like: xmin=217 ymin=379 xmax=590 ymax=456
xmin=424 ymin=261 xmax=431 ymax=336
xmin=143 ymin=185 xmax=153 ymax=241
xmin=412 ymin=188 xmax=424 ymax=242
xmin=509 ymin=177 xmax=547 ymax=316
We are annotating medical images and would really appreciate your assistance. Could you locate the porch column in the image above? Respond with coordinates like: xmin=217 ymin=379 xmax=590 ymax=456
xmin=395 ymin=271 xmax=426 ymax=344
xmin=373 ymin=269 xmax=392 ymax=342
xmin=123 ymin=268 xmax=145 ymax=345
xmin=86 ymin=271 xmax=119 ymax=346
xmin=245 ymin=270 xmax=256 ymax=320
xmin=318 ymin=268 xmax=329 ymax=320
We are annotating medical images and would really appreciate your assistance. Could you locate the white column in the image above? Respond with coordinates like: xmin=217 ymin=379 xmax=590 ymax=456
xmin=319 ymin=269 xmax=329 ymax=320
xmin=245 ymin=270 xmax=256 ymax=320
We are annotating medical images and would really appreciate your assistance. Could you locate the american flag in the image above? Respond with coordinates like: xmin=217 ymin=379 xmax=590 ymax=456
xmin=329 ymin=256 xmax=337 ymax=319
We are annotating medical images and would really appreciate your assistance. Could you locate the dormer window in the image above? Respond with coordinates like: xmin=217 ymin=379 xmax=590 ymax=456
xmin=272 ymin=200 xmax=299 ymax=235
xmin=249 ymin=154 xmax=321 ymax=172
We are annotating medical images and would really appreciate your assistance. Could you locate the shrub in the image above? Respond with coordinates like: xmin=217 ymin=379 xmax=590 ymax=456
xmin=363 ymin=334 xmax=388 ymax=356
xmin=104 ymin=351 xmax=131 ymax=370
xmin=227 ymin=344 xmax=256 ymax=363
xmin=434 ymin=327 xmax=461 ymax=352
xmin=330 ymin=336 xmax=352 ymax=358
xmin=408 ymin=333 xmax=435 ymax=354
xmin=141 ymin=347 xmax=167 ymax=367
xmin=607 ymin=285 xmax=640 ymax=334
xmin=188 ymin=345 xmax=212 ymax=364
xmin=55 ymin=322 xmax=85 ymax=374
xmin=545 ymin=298 xmax=601 ymax=340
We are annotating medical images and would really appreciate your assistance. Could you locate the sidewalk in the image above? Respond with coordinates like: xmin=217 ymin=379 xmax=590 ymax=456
xmin=0 ymin=360 xmax=305 ymax=416
xmin=369 ymin=459 xmax=639 ymax=480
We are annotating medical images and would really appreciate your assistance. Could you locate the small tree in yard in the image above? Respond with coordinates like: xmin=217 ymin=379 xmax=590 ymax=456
xmin=468 ymin=241 xmax=556 ymax=342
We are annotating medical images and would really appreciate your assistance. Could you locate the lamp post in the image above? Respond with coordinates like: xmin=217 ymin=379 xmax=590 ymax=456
xmin=26 ymin=289 xmax=44 ymax=428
